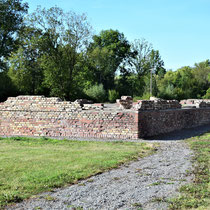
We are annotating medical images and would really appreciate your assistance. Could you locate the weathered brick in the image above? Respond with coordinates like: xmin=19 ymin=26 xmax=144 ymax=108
xmin=0 ymin=96 xmax=210 ymax=139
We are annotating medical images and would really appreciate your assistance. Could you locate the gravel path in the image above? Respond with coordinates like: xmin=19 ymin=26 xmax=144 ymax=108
xmin=6 ymin=141 xmax=194 ymax=210
xmin=6 ymin=124 xmax=210 ymax=210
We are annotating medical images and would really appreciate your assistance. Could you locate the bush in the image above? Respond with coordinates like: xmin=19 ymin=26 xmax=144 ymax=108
xmin=85 ymin=84 xmax=106 ymax=102
xmin=108 ymin=89 xmax=119 ymax=103
xmin=203 ymin=88 xmax=210 ymax=99
xmin=133 ymin=93 xmax=151 ymax=101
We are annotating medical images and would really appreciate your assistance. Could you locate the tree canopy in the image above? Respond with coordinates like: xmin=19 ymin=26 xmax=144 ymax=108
xmin=0 ymin=0 xmax=28 ymax=71
xmin=0 ymin=3 xmax=209 ymax=102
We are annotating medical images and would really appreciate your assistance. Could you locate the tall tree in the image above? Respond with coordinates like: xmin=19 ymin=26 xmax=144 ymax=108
xmin=0 ymin=0 xmax=28 ymax=71
xmin=192 ymin=59 xmax=210 ymax=97
xmin=129 ymin=39 xmax=165 ymax=97
xmin=149 ymin=49 xmax=165 ymax=76
xmin=130 ymin=39 xmax=152 ymax=76
xmin=88 ymin=29 xmax=132 ymax=90
xmin=8 ymin=6 xmax=92 ymax=100
xmin=8 ymin=27 xmax=44 ymax=95
xmin=157 ymin=63 xmax=210 ymax=100
xmin=130 ymin=39 xmax=165 ymax=76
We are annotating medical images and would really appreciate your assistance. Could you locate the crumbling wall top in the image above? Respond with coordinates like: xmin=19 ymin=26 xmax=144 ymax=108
xmin=116 ymin=96 xmax=181 ymax=110
xmin=180 ymin=99 xmax=210 ymax=108
xmin=0 ymin=96 xmax=104 ymax=111
xmin=1 ymin=96 xmax=209 ymax=112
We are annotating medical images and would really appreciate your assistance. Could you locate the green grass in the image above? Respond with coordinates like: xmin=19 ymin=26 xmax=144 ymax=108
xmin=0 ymin=137 xmax=154 ymax=207
xmin=168 ymin=131 xmax=210 ymax=209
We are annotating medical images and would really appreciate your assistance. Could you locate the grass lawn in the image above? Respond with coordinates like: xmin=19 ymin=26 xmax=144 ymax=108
xmin=169 ymin=131 xmax=210 ymax=209
xmin=0 ymin=137 xmax=154 ymax=207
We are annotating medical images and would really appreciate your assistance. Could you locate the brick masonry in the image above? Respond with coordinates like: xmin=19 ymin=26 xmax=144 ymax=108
xmin=0 ymin=96 xmax=138 ymax=139
xmin=138 ymin=108 xmax=210 ymax=137
xmin=0 ymin=96 xmax=209 ymax=139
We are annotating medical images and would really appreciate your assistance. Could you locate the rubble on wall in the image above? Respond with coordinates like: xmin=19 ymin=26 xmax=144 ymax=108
xmin=83 ymin=103 xmax=104 ymax=110
xmin=132 ymin=98 xmax=181 ymax=110
xmin=133 ymin=100 xmax=154 ymax=110
xmin=116 ymin=96 xmax=133 ymax=109
xmin=0 ymin=95 xmax=104 ymax=111
xmin=0 ymin=95 xmax=82 ymax=112
xmin=116 ymin=96 xmax=181 ymax=110
xmin=74 ymin=99 xmax=93 ymax=105
xmin=180 ymin=99 xmax=210 ymax=108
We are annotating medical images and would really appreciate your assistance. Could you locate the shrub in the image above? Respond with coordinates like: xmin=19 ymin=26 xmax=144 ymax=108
xmin=203 ymin=88 xmax=210 ymax=99
xmin=85 ymin=84 xmax=106 ymax=102
xmin=133 ymin=93 xmax=151 ymax=101
xmin=108 ymin=89 xmax=119 ymax=103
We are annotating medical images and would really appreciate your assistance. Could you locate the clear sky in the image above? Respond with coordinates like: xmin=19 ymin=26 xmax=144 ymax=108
xmin=25 ymin=0 xmax=210 ymax=70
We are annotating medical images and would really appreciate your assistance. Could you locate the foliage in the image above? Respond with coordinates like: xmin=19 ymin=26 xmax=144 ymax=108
xmin=193 ymin=60 xmax=210 ymax=97
xmin=157 ymin=61 xmax=210 ymax=100
xmin=0 ymin=137 xmax=154 ymax=207
xmin=84 ymin=84 xmax=106 ymax=102
xmin=1 ymin=3 xmax=209 ymax=101
xmin=203 ymin=88 xmax=210 ymax=99
xmin=130 ymin=39 xmax=165 ymax=76
xmin=128 ymin=39 xmax=165 ymax=98
xmin=0 ymin=71 xmax=16 ymax=101
xmin=130 ymin=38 xmax=153 ymax=76
xmin=88 ymin=29 xmax=133 ymax=90
xmin=8 ymin=26 xmax=45 ymax=95
xmin=0 ymin=0 xmax=28 ymax=71
xmin=8 ymin=6 xmax=92 ymax=100
xmin=133 ymin=92 xmax=151 ymax=101
xmin=108 ymin=89 xmax=119 ymax=103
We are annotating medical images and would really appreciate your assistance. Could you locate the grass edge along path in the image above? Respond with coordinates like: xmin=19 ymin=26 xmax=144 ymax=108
xmin=0 ymin=137 xmax=155 ymax=208
xmin=168 ymin=132 xmax=210 ymax=209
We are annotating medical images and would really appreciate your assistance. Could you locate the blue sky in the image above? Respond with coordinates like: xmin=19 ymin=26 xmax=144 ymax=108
xmin=25 ymin=0 xmax=210 ymax=70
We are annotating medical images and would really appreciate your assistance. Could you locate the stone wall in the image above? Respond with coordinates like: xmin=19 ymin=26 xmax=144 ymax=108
xmin=138 ymin=108 xmax=210 ymax=137
xmin=0 ymin=96 xmax=210 ymax=139
xmin=133 ymin=99 xmax=181 ymax=110
xmin=180 ymin=99 xmax=210 ymax=108
xmin=0 ymin=96 xmax=138 ymax=139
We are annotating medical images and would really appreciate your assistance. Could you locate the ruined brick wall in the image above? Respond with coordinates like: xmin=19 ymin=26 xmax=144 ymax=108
xmin=138 ymin=109 xmax=210 ymax=137
xmin=0 ymin=96 xmax=210 ymax=139
xmin=0 ymin=96 xmax=138 ymax=139
xmin=180 ymin=99 xmax=210 ymax=108
xmin=133 ymin=99 xmax=181 ymax=110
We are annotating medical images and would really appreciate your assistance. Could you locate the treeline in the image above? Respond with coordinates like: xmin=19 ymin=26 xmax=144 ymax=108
xmin=0 ymin=0 xmax=210 ymax=102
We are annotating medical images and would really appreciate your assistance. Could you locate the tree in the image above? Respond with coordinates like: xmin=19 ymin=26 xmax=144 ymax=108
xmin=203 ymin=88 xmax=210 ymax=99
xmin=130 ymin=39 xmax=152 ymax=76
xmin=88 ymin=29 xmax=132 ymax=90
xmin=0 ymin=71 xmax=16 ymax=101
xmin=149 ymin=49 xmax=165 ymax=75
xmin=158 ymin=61 xmax=210 ymax=100
xmin=0 ymin=0 xmax=28 ymax=71
xmin=129 ymin=39 xmax=165 ymax=97
xmin=8 ymin=6 xmax=92 ymax=100
xmin=8 ymin=27 xmax=45 ymax=95
xmin=130 ymin=39 xmax=165 ymax=77
xmin=192 ymin=60 xmax=210 ymax=97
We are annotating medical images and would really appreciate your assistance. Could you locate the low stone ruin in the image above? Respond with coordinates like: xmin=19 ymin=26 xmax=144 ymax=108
xmin=180 ymin=99 xmax=210 ymax=108
xmin=133 ymin=99 xmax=181 ymax=110
xmin=116 ymin=96 xmax=181 ymax=110
xmin=116 ymin=96 xmax=133 ymax=109
xmin=1 ymin=96 xmax=209 ymax=112
xmin=0 ymin=95 xmax=104 ymax=112
xmin=0 ymin=95 xmax=210 ymax=139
